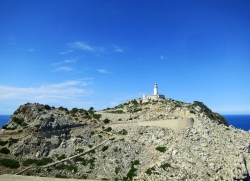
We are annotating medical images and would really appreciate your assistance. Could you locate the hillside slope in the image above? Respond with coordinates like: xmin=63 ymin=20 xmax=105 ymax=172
xmin=0 ymin=99 xmax=250 ymax=181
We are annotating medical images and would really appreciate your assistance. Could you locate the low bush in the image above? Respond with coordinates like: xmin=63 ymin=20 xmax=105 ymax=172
xmin=2 ymin=125 xmax=17 ymax=130
xmin=82 ymin=174 xmax=88 ymax=179
xmin=103 ymin=127 xmax=112 ymax=132
xmin=58 ymin=106 xmax=69 ymax=113
xmin=21 ymin=122 xmax=28 ymax=127
xmin=0 ymin=147 xmax=10 ymax=154
xmin=115 ymin=167 xmax=121 ymax=174
xmin=55 ymin=164 xmax=77 ymax=172
xmin=155 ymin=146 xmax=166 ymax=153
xmin=76 ymin=135 xmax=83 ymax=139
xmin=123 ymin=160 xmax=140 ymax=180
xmin=160 ymin=162 xmax=172 ymax=170
xmin=9 ymin=138 xmax=19 ymax=146
xmin=44 ymin=104 xmax=51 ymax=110
xmin=103 ymin=118 xmax=110 ymax=124
xmin=118 ymin=129 xmax=128 ymax=135
xmin=0 ymin=158 xmax=20 ymax=169
xmin=56 ymin=154 xmax=66 ymax=160
xmin=0 ymin=140 xmax=8 ymax=146
xmin=189 ymin=110 xmax=196 ymax=114
xmin=70 ymin=107 xmax=79 ymax=114
xmin=145 ymin=167 xmax=155 ymax=175
xmin=93 ymin=114 xmax=102 ymax=119
xmin=55 ymin=174 xmax=68 ymax=178
xmin=102 ymin=146 xmax=109 ymax=152
xmin=12 ymin=117 xmax=24 ymax=124
xmin=75 ymin=148 xmax=84 ymax=153
xmin=22 ymin=157 xmax=53 ymax=166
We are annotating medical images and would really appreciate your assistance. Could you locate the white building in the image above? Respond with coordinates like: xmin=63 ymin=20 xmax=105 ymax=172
xmin=146 ymin=83 xmax=165 ymax=100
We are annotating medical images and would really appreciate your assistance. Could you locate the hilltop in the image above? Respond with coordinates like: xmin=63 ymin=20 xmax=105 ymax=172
xmin=0 ymin=99 xmax=250 ymax=181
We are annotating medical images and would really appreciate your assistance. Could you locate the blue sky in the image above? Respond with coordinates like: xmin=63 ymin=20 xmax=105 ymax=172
xmin=0 ymin=0 xmax=250 ymax=115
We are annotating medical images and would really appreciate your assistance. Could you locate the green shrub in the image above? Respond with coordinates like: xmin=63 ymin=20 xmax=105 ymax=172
xmin=131 ymin=99 xmax=138 ymax=106
xmin=155 ymin=146 xmax=166 ymax=153
xmin=123 ymin=160 xmax=140 ymax=181
xmin=0 ymin=140 xmax=8 ymax=146
xmin=55 ymin=164 xmax=77 ymax=172
xmin=70 ymin=107 xmax=79 ymax=114
xmin=44 ymin=105 xmax=51 ymax=110
xmin=74 ymin=157 xmax=86 ymax=165
xmin=103 ymin=118 xmax=110 ymax=124
xmin=22 ymin=157 xmax=53 ymax=166
xmin=118 ymin=129 xmax=128 ymax=135
xmin=103 ymin=127 xmax=112 ymax=132
xmin=21 ymin=122 xmax=28 ymax=127
xmin=114 ymin=147 xmax=119 ymax=152
xmin=2 ymin=124 xmax=17 ymax=130
xmin=9 ymin=138 xmax=19 ymax=146
xmin=115 ymin=167 xmax=121 ymax=174
xmin=83 ymin=115 xmax=91 ymax=119
xmin=189 ymin=110 xmax=196 ymax=114
xmin=55 ymin=174 xmax=68 ymax=178
xmin=66 ymin=165 xmax=77 ymax=172
xmin=55 ymin=164 xmax=65 ymax=170
xmin=82 ymin=175 xmax=87 ymax=179
xmin=75 ymin=148 xmax=84 ymax=153
xmin=93 ymin=114 xmax=102 ymax=119
xmin=0 ymin=147 xmax=10 ymax=154
xmin=13 ymin=117 xmax=24 ymax=124
xmin=160 ymin=162 xmax=172 ymax=170
xmin=0 ymin=158 xmax=20 ymax=169
xmin=76 ymin=135 xmax=83 ymax=139
xmin=145 ymin=167 xmax=155 ymax=175
xmin=58 ymin=106 xmax=69 ymax=113
xmin=108 ymin=110 xmax=124 ymax=114
xmin=102 ymin=146 xmax=109 ymax=152
xmin=56 ymin=154 xmax=66 ymax=160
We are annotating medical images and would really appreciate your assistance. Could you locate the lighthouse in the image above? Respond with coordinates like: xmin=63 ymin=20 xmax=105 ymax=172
xmin=146 ymin=83 xmax=165 ymax=100
xmin=154 ymin=83 xmax=158 ymax=95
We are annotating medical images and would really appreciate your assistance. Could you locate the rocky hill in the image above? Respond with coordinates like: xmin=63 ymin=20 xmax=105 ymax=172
xmin=0 ymin=99 xmax=250 ymax=181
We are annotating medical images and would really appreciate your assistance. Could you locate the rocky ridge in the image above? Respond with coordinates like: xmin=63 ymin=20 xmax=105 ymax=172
xmin=0 ymin=99 xmax=249 ymax=181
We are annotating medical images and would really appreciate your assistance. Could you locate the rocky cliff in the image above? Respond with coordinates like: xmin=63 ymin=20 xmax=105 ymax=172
xmin=0 ymin=99 xmax=250 ymax=181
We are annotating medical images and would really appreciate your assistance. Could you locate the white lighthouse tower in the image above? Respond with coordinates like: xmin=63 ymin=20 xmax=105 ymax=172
xmin=147 ymin=83 xmax=165 ymax=100
xmin=154 ymin=83 xmax=158 ymax=95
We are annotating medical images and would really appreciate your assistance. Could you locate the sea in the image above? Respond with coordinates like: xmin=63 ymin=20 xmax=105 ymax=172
xmin=0 ymin=114 xmax=250 ymax=131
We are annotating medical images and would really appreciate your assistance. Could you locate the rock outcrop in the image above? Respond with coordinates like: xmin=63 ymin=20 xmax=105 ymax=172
xmin=0 ymin=99 xmax=249 ymax=181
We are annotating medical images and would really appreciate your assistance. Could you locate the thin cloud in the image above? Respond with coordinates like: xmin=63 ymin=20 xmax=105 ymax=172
xmin=0 ymin=81 xmax=92 ymax=101
xmin=52 ymin=59 xmax=76 ymax=66
xmin=69 ymin=41 xmax=105 ymax=52
xmin=59 ymin=50 xmax=74 ymax=55
xmin=29 ymin=49 xmax=35 ymax=52
xmin=53 ymin=66 xmax=74 ymax=72
xmin=49 ymin=81 xmax=80 ymax=88
xmin=114 ymin=46 xmax=123 ymax=52
xmin=97 ymin=69 xmax=111 ymax=74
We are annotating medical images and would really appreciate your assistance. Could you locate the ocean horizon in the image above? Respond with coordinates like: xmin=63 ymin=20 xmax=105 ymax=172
xmin=0 ymin=114 xmax=250 ymax=131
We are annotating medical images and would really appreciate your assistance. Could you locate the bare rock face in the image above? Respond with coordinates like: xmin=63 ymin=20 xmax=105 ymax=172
xmin=1 ymin=100 xmax=250 ymax=181
xmin=4 ymin=103 xmax=82 ymax=132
